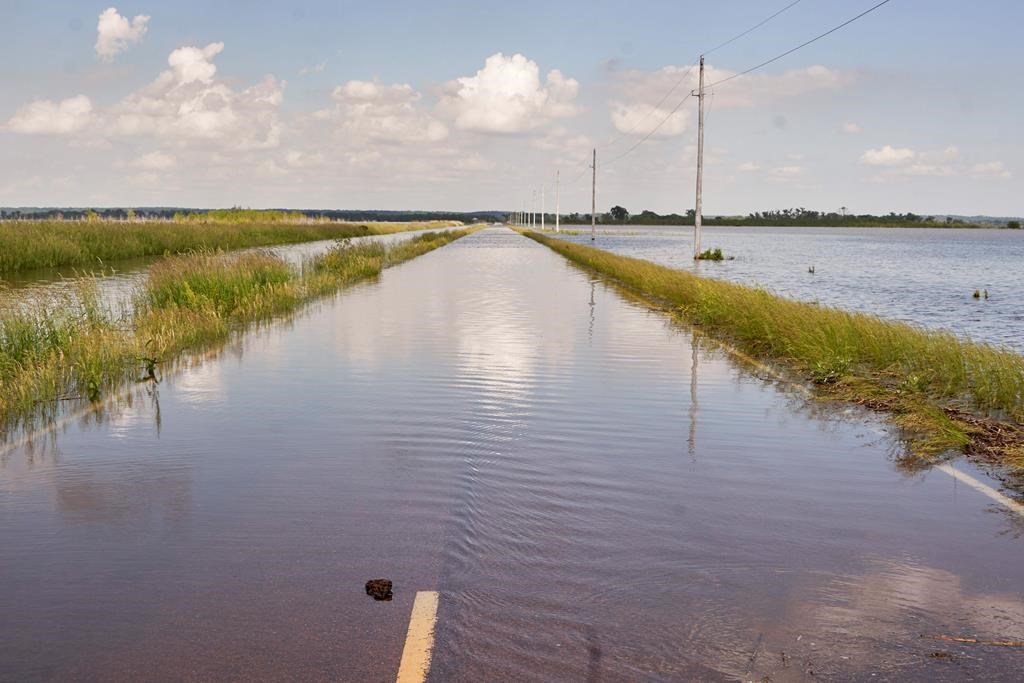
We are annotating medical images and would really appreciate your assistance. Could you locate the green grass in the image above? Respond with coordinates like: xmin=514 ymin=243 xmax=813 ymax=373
xmin=523 ymin=230 xmax=1024 ymax=464
xmin=0 ymin=229 xmax=474 ymax=432
xmin=0 ymin=219 xmax=460 ymax=273
xmin=696 ymin=247 xmax=725 ymax=261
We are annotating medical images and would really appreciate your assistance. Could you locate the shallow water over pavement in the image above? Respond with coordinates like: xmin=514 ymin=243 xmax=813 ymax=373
xmin=1 ymin=227 xmax=1022 ymax=681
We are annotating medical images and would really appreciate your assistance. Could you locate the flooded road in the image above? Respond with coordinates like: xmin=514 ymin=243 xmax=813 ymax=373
xmin=1 ymin=228 xmax=1022 ymax=681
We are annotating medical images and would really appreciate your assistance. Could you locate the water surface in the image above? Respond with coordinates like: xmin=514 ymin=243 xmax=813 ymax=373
xmin=556 ymin=225 xmax=1024 ymax=351
xmin=1 ymin=228 xmax=1021 ymax=681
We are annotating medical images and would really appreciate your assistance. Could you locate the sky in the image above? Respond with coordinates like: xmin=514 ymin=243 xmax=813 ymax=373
xmin=0 ymin=0 xmax=1021 ymax=216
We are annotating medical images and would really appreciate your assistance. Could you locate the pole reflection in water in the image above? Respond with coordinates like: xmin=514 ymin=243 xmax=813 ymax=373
xmin=688 ymin=329 xmax=699 ymax=459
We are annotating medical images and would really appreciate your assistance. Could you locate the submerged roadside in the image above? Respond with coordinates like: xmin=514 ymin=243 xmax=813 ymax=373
xmin=0 ymin=218 xmax=462 ymax=274
xmin=522 ymin=230 xmax=1024 ymax=474
xmin=0 ymin=229 xmax=475 ymax=438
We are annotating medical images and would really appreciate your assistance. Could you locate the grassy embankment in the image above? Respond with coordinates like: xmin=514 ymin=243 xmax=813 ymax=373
xmin=0 ymin=218 xmax=460 ymax=273
xmin=522 ymin=230 xmax=1024 ymax=469
xmin=0 ymin=229 xmax=473 ymax=430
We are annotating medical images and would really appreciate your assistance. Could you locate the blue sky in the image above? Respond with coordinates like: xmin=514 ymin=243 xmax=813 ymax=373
xmin=1 ymin=1 xmax=1020 ymax=216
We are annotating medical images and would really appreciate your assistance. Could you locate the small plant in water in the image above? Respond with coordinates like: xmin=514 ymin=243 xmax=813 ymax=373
xmin=984 ymin=288 xmax=990 ymax=300
xmin=973 ymin=289 xmax=981 ymax=299
xmin=808 ymin=265 xmax=815 ymax=274
xmin=809 ymin=355 xmax=852 ymax=385
xmin=697 ymin=248 xmax=725 ymax=261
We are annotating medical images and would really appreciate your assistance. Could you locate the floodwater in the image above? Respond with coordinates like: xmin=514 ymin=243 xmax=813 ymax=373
xmin=1 ymin=227 xmax=1022 ymax=681
xmin=555 ymin=225 xmax=1024 ymax=352
xmin=0 ymin=227 xmax=455 ymax=315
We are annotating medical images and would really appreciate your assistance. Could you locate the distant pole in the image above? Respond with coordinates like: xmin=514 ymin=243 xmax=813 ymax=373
xmin=693 ymin=55 xmax=705 ymax=260
xmin=555 ymin=169 xmax=561 ymax=233
xmin=590 ymin=148 xmax=597 ymax=241
xmin=532 ymin=190 xmax=536 ymax=229
xmin=541 ymin=187 xmax=546 ymax=231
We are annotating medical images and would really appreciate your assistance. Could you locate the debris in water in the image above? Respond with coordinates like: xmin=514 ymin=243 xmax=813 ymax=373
xmin=365 ymin=578 xmax=393 ymax=601
xmin=924 ymin=634 xmax=1024 ymax=647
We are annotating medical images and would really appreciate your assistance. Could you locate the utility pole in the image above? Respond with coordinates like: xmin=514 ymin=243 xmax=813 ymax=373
xmin=693 ymin=55 xmax=705 ymax=260
xmin=590 ymin=148 xmax=597 ymax=241
xmin=555 ymin=169 xmax=560 ymax=233
xmin=541 ymin=187 xmax=546 ymax=231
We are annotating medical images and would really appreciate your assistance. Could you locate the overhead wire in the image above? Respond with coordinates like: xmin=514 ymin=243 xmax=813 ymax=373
xmin=705 ymin=0 xmax=895 ymax=88
xmin=702 ymin=0 xmax=805 ymax=57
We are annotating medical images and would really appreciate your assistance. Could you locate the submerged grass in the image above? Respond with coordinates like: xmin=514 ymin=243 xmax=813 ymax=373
xmin=0 ymin=219 xmax=460 ymax=273
xmin=523 ymin=230 xmax=1024 ymax=466
xmin=0 ymin=229 xmax=473 ymax=432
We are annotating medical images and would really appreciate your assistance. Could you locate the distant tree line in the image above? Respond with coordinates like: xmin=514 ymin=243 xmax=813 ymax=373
xmin=0 ymin=207 xmax=506 ymax=223
xmin=552 ymin=206 xmax=1021 ymax=229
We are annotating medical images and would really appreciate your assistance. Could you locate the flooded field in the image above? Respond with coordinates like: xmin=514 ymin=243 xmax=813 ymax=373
xmin=0 ymin=227 xmax=457 ymax=316
xmin=555 ymin=225 xmax=1024 ymax=352
xmin=1 ymin=228 xmax=1022 ymax=681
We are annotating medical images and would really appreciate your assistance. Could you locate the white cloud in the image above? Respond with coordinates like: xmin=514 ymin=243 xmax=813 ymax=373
xmin=166 ymin=43 xmax=225 ymax=85
xmin=106 ymin=43 xmax=284 ymax=150
xmin=610 ymin=102 xmax=689 ymax=137
xmin=901 ymin=163 xmax=953 ymax=177
xmin=737 ymin=161 xmax=760 ymax=172
xmin=971 ymin=161 xmax=1011 ymax=179
xmin=772 ymin=165 xmax=802 ymax=177
xmin=608 ymin=62 xmax=850 ymax=128
xmin=130 ymin=151 xmax=176 ymax=170
xmin=840 ymin=122 xmax=861 ymax=134
xmin=438 ymin=53 xmax=580 ymax=134
xmin=95 ymin=7 xmax=150 ymax=61
xmin=860 ymin=145 xmax=916 ymax=166
xmin=328 ymin=79 xmax=448 ymax=144
xmin=6 ymin=95 xmax=93 ymax=134
xmin=299 ymin=61 xmax=327 ymax=76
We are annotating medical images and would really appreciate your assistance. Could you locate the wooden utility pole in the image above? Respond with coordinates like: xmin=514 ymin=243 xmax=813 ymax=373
xmin=555 ymin=169 xmax=560 ymax=233
xmin=590 ymin=148 xmax=597 ymax=241
xmin=541 ymin=187 xmax=545 ymax=231
xmin=693 ymin=55 xmax=705 ymax=259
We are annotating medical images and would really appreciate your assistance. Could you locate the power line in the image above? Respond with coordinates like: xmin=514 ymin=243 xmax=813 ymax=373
xmin=600 ymin=92 xmax=693 ymax=169
xmin=706 ymin=0 xmax=895 ymax=88
xmin=600 ymin=0 xmax=806 ymax=153
xmin=602 ymin=64 xmax=697 ymax=151
xmin=703 ymin=0 xmax=805 ymax=56
xmin=595 ymin=0 xmax=811 ymax=167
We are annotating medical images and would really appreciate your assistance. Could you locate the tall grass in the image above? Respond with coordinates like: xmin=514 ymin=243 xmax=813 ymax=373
xmin=0 ymin=229 xmax=473 ymax=431
xmin=0 ymin=220 xmax=460 ymax=273
xmin=524 ymin=231 xmax=1024 ymax=460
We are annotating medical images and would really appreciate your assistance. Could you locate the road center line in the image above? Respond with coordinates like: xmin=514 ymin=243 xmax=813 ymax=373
xmin=395 ymin=591 xmax=439 ymax=683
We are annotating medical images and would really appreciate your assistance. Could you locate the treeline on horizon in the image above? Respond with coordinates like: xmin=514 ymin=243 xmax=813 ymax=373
xmin=0 ymin=207 xmax=504 ymax=223
xmin=3 ymin=206 xmax=1020 ymax=229
xmin=557 ymin=206 xmax=1021 ymax=229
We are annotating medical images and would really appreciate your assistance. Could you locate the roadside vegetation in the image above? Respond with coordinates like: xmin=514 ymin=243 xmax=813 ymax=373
xmin=0 ymin=229 xmax=473 ymax=432
xmin=523 ymin=230 xmax=1024 ymax=469
xmin=0 ymin=218 xmax=460 ymax=273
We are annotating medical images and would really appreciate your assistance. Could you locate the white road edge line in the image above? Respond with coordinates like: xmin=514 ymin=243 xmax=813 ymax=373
xmin=936 ymin=463 xmax=1024 ymax=516
xmin=696 ymin=331 xmax=1024 ymax=518
xmin=396 ymin=590 xmax=439 ymax=683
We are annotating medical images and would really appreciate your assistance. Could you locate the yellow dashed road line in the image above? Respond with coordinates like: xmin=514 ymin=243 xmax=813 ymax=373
xmin=396 ymin=591 xmax=439 ymax=683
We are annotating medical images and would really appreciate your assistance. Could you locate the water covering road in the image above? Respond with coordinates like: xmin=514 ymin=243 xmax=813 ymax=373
xmin=1 ymin=227 xmax=1022 ymax=681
